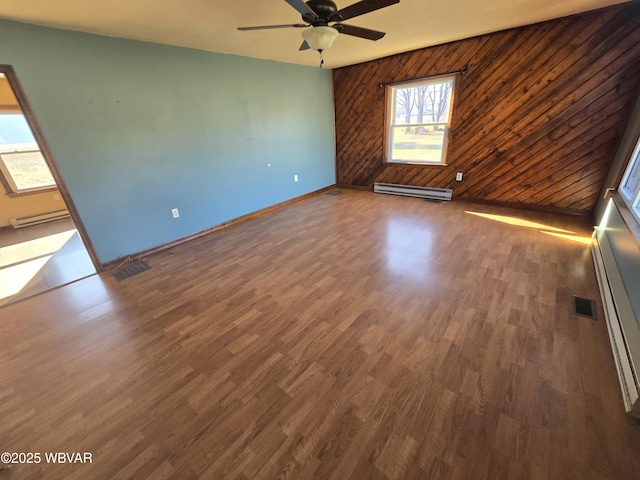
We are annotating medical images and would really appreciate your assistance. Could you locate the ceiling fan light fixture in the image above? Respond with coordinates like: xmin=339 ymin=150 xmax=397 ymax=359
xmin=302 ymin=26 xmax=339 ymax=52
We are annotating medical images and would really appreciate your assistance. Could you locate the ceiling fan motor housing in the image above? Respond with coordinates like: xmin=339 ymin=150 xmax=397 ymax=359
xmin=304 ymin=0 xmax=342 ymax=24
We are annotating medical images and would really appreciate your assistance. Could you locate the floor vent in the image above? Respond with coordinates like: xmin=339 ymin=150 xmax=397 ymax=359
xmin=572 ymin=296 xmax=597 ymax=319
xmin=112 ymin=261 xmax=150 ymax=281
xmin=374 ymin=183 xmax=452 ymax=201
xmin=326 ymin=191 xmax=341 ymax=196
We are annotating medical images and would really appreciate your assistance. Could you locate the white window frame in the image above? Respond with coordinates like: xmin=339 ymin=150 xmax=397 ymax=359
xmin=386 ymin=74 xmax=456 ymax=165
xmin=619 ymin=134 xmax=640 ymax=223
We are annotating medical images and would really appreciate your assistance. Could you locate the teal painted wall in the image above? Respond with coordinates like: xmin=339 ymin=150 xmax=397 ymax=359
xmin=0 ymin=20 xmax=335 ymax=263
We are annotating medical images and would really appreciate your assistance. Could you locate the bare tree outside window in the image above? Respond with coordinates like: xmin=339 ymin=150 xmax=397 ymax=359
xmin=429 ymin=82 xmax=451 ymax=125
xmin=395 ymin=88 xmax=414 ymax=133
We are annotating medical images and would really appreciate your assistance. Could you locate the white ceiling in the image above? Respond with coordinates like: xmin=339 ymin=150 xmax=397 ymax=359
xmin=0 ymin=0 xmax=630 ymax=69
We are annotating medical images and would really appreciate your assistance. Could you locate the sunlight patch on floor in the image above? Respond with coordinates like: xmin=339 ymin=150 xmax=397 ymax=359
xmin=0 ymin=229 xmax=78 ymax=301
xmin=464 ymin=211 xmax=574 ymax=233
xmin=0 ymin=229 xmax=76 ymax=267
xmin=465 ymin=211 xmax=593 ymax=246
xmin=0 ymin=255 xmax=52 ymax=300
xmin=541 ymin=231 xmax=593 ymax=246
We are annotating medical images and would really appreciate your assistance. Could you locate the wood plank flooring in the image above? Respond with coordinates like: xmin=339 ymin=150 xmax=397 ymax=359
xmin=1 ymin=188 xmax=639 ymax=479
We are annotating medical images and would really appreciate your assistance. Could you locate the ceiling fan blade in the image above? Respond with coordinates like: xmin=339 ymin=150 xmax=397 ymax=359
xmin=332 ymin=0 xmax=399 ymax=22
xmin=335 ymin=23 xmax=386 ymax=40
xmin=285 ymin=0 xmax=319 ymax=22
xmin=238 ymin=23 xmax=308 ymax=31
xmin=299 ymin=40 xmax=311 ymax=51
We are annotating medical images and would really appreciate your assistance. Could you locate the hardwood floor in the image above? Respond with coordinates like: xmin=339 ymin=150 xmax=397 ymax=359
xmin=1 ymin=188 xmax=639 ymax=479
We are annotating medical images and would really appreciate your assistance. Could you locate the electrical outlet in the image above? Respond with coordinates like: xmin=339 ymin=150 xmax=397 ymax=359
xmin=294 ymin=174 xmax=299 ymax=182
xmin=171 ymin=208 xmax=180 ymax=218
xmin=456 ymin=172 xmax=463 ymax=181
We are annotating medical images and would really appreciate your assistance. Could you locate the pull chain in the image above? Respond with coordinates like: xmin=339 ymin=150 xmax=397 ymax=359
xmin=319 ymin=50 xmax=324 ymax=68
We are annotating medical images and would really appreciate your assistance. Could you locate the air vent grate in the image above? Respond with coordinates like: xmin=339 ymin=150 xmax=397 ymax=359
xmin=112 ymin=261 xmax=151 ymax=282
xmin=326 ymin=191 xmax=341 ymax=196
xmin=572 ymin=296 xmax=597 ymax=320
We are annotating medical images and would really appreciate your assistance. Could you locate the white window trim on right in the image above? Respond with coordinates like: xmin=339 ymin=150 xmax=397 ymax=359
xmin=386 ymin=74 xmax=456 ymax=166
xmin=619 ymin=134 xmax=640 ymax=224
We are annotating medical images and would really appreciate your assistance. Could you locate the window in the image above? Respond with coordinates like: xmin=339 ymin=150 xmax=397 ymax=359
xmin=386 ymin=75 xmax=456 ymax=165
xmin=0 ymin=72 xmax=56 ymax=195
xmin=619 ymin=134 xmax=640 ymax=223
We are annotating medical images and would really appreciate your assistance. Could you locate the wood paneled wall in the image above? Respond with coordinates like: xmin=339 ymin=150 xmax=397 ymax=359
xmin=333 ymin=4 xmax=640 ymax=215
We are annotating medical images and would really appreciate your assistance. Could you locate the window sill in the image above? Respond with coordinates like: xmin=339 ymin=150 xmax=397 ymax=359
xmin=6 ymin=186 xmax=58 ymax=198
xmin=386 ymin=161 xmax=448 ymax=167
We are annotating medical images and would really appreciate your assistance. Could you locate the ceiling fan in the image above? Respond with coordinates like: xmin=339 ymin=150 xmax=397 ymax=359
xmin=238 ymin=0 xmax=400 ymax=56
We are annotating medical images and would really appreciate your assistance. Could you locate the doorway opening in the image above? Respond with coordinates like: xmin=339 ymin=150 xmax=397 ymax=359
xmin=0 ymin=66 xmax=98 ymax=306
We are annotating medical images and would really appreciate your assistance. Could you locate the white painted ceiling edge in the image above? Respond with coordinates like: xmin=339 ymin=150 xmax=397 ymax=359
xmin=0 ymin=0 xmax=631 ymax=69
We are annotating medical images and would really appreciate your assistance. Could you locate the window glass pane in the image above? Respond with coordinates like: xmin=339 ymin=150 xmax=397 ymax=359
xmin=0 ymin=149 xmax=55 ymax=190
xmin=390 ymin=125 xmax=445 ymax=163
xmin=392 ymin=80 xmax=454 ymax=127
xmin=0 ymin=112 xmax=55 ymax=191
xmin=427 ymin=80 xmax=453 ymax=123
xmin=633 ymin=193 xmax=640 ymax=223
xmin=621 ymin=143 xmax=640 ymax=200
xmin=394 ymin=87 xmax=413 ymax=125
xmin=0 ymin=114 xmax=35 ymax=144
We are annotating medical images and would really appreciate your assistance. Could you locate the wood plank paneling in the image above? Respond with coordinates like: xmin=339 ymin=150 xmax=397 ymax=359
xmin=333 ymin=4 xmax=640 ymax=215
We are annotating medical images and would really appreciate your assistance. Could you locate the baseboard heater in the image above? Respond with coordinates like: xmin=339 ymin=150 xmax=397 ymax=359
xmin=592 ymin=229 xmax=640 ymax=418
xmin=10 ymin=209 xmax=70 ymax=229
xmin=374 ymin=182 xmax=452 ymax=201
